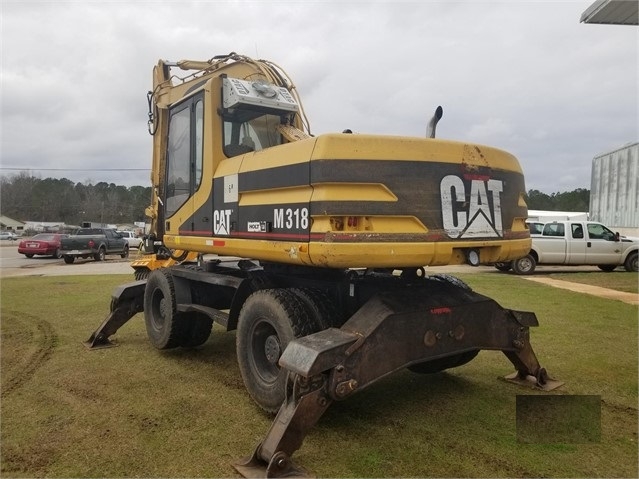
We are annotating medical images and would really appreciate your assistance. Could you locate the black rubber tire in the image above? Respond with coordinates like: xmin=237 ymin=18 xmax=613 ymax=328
xmin=512 ymin=254 xmax=536 ymax=275
xmin=94 ymin=247 xmax=106 ymax=262
xmin=63 ymin=255 xmax=75 ymax=264
xmin=236 ymin=289 xmax=318 ymax=414
xmin=121 ymin=245 xmax=129 ymax=259
xmin=52 ymin=248 xmax=62 ymax=259
xmin=431 ymin=274 xmax=472 ymax=291
xmin=408 ymin=350 xmax=480 ymax=374
xmin=25 ymin=254 xmax=34 ymax=258
xmin=494 ymin=262 xmax=512 ymax=272
xmin=597 ymin=265 xmax=616 ymax=272
xmin=134 ymin=268 xmax=151 ymax=280
xmin=143 ymin=269 xmax=183 ymax=349
xmin=291 ymin=288 xmax=343 ymax=329
xmin=624 ymin=252 xmax=638 ymax=272
xmin=180 ymin=312 xmax=213 ymax=348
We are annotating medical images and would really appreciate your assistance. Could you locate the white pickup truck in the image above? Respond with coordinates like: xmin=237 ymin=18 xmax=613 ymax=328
xmin=116 ymin=230 xmax=142 ymax=249
xmin=496 ymin=220 xmax=639 ymax=274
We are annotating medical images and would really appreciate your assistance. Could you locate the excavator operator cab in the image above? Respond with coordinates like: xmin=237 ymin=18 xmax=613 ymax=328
xmin=221 ymin=76 xmax=300 ymax=158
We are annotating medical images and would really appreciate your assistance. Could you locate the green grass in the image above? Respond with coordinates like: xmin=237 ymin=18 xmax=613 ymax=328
xmin=547 ymin=271 xmax=638 ymax=294
xmin=1 ymin=274 xmax=637 ymax=478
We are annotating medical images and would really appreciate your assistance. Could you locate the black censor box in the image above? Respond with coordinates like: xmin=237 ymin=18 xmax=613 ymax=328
xmin=516 ymin=395 xmax=601 ymax=443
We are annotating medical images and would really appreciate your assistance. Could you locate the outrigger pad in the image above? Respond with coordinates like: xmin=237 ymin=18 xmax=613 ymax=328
xmin=234 ymin=447 xmax=312 ymax=478
xmin=82 ymin=337 xmax=119 ymax=350
xmin=503 ymin=371 xmax=564 ymax=392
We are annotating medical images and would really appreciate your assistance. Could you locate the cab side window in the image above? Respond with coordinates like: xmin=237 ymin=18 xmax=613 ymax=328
xmin=571 ymin=224 xmax=584 ymax=239
xmin=587 ymin=223 xmax=615 ymax=241
xmin=165 ymin=94 xmax=205 ymax=218
xmin=542 ymin=223 xmax=565 ymax=237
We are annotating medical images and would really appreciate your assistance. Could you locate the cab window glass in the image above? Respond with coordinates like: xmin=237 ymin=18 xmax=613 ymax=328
xmin=166 ymin=106 xmax=191 ymax=217
xmin=223 ymin=114 xmax=282 ymax=157
xmin=194 ymin=100 xmax=204 ymax=188
xmin=587 ymin=223 xmax=615 ymax=240
xmin=571 ymin=223 xmax=584 ymax=239
xmin=542 ymin=223 xmax=565 ymax=237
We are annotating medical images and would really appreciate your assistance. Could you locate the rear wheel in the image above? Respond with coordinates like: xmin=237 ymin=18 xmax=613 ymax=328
xmin=143 ymin=269 xmax=183 ymax=349
xmin=597 ymin=265 xmax=616 ymax=272
xmin=63 ymin=255 xmax=75 ymax=264
xmin=25 ymin=254 xmax=34 ymax=258
xmin=408 ymin=350 xmax=480 ymax=374
xmin=494 ymin=262 xmax=512 ymax=272
xmin=624 ymin=252 xmax=638 ymax=272
xmin=180 ymin=312 xmax=213 ymax=348
xmin=236 ymin=289 xmax=319 ymax=414
xmin=94 ymin=247 xmax=106 ymax=262
xmin=121 ymin=245 xmax=129 ymax=259
xmin=512 ymin=254 xmax=536 ymax=275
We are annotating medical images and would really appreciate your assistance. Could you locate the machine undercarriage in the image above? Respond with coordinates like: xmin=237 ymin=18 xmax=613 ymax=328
xmin=86 ymin=259 xmax=562 ymax=477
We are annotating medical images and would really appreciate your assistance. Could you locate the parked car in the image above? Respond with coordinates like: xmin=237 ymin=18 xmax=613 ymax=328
xmin=496 ymin=220 xmax=639 ymax=274
xmin=60 ymin=228 xmax=129 ymax=263
xmin=0 ymin=231 xmax=18 ymax=241
xmin=18 ymin=233 xmax=69 ymax=258
xmin=116 ymin=230 xmax=142 ymax=248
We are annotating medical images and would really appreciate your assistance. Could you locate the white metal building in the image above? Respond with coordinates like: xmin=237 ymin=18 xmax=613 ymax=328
xmin=589 ymin=142 xmax=639 ymax=235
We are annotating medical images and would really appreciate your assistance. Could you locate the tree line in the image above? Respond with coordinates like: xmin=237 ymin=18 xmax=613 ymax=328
xmin=0 ymin=172 xmax=151 ymax=227
xmin=525 ymin=188 xmax=590 ymax=212
xmin=1 ymin=172 xmax=590 ymax=226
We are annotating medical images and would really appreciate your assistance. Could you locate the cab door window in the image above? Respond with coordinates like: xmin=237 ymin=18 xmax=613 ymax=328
xmin=165 ymin=95 xmax=204 ymax=218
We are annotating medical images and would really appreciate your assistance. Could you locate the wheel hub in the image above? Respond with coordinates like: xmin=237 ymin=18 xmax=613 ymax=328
xmin=264 ymin=335 xmax=281 ymax=365
xmin=159 ymin=297 xmax=168 ymax=319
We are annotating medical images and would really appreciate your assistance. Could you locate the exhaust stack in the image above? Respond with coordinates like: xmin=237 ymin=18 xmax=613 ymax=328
xmin=426 ymin=105 xmax=443 ymax=138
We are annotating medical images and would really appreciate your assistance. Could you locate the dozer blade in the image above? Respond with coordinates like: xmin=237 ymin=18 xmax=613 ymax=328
xmin=84 ymin=280 xmax=146 ymax=349
xmin=237 ymin=283 xmax=562 ymax=477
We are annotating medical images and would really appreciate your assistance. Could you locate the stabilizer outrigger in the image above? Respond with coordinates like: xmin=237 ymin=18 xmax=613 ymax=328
xmin=234 ymin=285 xmax=563 ymax=478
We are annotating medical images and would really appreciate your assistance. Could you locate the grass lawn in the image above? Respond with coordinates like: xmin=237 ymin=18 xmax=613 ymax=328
xmin=1 ymin=273 xmax=637 ymax=478
xmin=547 ymin=271 xmax=638 ymax=294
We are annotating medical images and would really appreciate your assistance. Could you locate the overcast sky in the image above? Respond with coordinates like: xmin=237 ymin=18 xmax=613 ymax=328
xmin=1 ymin=0 xmax=637 ymax=193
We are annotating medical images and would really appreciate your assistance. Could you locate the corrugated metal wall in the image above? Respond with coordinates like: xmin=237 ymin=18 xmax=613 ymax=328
xmin=590 ymin=142 xmax=639 ymax=228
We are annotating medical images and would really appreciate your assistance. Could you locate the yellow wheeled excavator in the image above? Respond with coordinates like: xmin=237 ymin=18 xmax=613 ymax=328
xmin=86 ymin=52 xmax=561 ymax=477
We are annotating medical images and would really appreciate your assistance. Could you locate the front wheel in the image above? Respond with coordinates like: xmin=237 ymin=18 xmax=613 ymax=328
xmin=143 ymin=269 xmax=183 ymax=349
xmin=494 ymin=262 xmax=512 ymax=272
xmin=121 ymin=245 xmax=129 ymax=259
xmin=624 ymin=252 xmax=638 ymax=272
xmin=52 ymin=248 xmax=62 ymax=259
xmin=512 ymin=254 xmax=536 ymax=275
xmin=236 ymin=289 xmax=316 ymax=414
xmin=63 ymin=255 xmax=75 ymax=264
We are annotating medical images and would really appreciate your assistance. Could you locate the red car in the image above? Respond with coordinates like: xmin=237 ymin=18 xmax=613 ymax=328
xmin=18 ymin=233 xmax=69 ymax=259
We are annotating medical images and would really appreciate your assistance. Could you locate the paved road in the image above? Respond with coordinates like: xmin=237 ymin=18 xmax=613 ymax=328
xmin=0 ymin=241 xmax=614 ymax=278
xmin=0 ymin=242 xmax=133 ymax=278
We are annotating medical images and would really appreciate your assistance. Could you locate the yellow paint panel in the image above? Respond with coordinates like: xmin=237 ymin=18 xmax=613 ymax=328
xmin=240 ymin=186 xmax=313 ymax=206
xmin=310 ymin=134 xmax=522 ymax=173
xmin=237 ymin=138 xmax=317 ymax=173
xmin=310 ymin=183 xmax=398 ymax=202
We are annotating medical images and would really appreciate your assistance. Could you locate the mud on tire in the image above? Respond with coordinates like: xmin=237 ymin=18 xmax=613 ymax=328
xmin=236 ymin=289 xmax=321 ymax=414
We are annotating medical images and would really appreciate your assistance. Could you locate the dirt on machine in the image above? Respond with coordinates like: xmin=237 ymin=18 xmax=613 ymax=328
xmin=85 ymin=52 xmax=562 ymax=477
